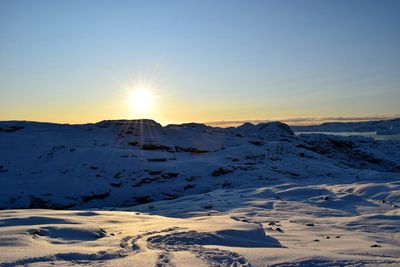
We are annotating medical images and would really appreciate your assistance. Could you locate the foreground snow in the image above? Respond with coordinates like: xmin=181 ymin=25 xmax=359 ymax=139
xmin=0 ymin=120 xmax=399 ymax=266
xmin=1 ymin=183 xmax=399 ymax=267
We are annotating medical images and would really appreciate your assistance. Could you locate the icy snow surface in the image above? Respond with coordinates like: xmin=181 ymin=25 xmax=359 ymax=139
xmin=0 ymin=120 xmax=399 ymax=266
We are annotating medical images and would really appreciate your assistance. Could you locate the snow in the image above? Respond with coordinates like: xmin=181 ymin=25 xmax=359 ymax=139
xmin=0 ymin=119 xmax=399 ymax=266
xmin=291 ymin=118 xmax=400 ymax=135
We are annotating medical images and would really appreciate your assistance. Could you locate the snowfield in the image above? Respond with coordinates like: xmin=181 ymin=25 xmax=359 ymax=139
xmin=291 ymin=118 xmax=400 ymax=135
xmin=0 ymin=119 xmax=399 ymax=266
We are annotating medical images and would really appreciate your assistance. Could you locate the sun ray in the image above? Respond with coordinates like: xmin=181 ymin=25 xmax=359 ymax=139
xmin=129 ymin=88 xmax=155 ymax=118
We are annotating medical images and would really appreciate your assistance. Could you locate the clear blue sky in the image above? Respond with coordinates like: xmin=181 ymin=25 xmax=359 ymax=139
xmin=0 ymin=0 xmax=399 ymax=124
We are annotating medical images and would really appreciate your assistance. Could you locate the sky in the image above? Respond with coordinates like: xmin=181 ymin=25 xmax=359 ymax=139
xmin=0 ymin=0 xmax=399 ymax=125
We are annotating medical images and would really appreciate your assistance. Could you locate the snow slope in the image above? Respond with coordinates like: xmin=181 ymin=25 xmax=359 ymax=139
xmin=291 ymin=118 xmax=400 ymax=134
xmin=0 ymin=119 xmax=399 ymax=266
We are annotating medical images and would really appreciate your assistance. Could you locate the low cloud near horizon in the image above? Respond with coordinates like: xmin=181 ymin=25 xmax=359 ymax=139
xmin=205 ymin=115 xmax=400 ymax=127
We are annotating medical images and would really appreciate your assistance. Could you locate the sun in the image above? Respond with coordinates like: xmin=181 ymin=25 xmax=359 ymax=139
xmin=129 ymin=88 xmax=154 ymax=117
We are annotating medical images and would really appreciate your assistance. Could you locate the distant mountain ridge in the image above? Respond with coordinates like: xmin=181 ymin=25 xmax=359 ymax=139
xmin=291 ymin=118 xmax=400 ymax=135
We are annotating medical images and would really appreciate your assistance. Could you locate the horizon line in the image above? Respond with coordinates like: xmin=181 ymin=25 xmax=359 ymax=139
xmin=203 ymin=115 xmax=400 ymax=127
xmin=1 ymin=114 xmax=399 ymax=128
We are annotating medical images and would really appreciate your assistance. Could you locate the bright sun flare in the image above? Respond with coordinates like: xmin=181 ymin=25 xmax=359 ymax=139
xmin=129 ymin=89 xmax=154 ymax=116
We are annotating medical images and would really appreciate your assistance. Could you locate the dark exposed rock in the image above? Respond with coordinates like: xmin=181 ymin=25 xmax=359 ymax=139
xmin=135 ymin=196 xmax=153 ymax=204
xmin=113 ymin=170 xmax=125 ymax=178
xmin=133 ymin=172 xmax=179 ymax=187
xmin=184 ymin=184 xmax=196 ymax=190
xmin=212 ymin=167 xmax=233 ymax=177
xmin=81 ymin=190 xmax=111 ymax=204
xmin=141 ymin=144 xmax=174 ymax=152
xmin=133 ymin=177 xmax=158 ymax=187
xmin=174 ymin=146 xmax=209 ymax=153
xmin=249 ymin=140 xmax=264 ymax=146
xmin=147 ymin=158 xmax=168 ymax=162
xmin=28 ymin=196 xmax=75 ymax=209
xmin=110 ymin=182 xmax=122 ymax=187
xmin=185 ymin=176 xmax=198 ymax=182
xmin=30 ymin=229 xmax=43 ymax=236
xmin=162 ymin=193 xmax=178 ymax=200
xmin=245 ymin=154 xmax=266 ymax=161
xmin=222 ymin=181 xmax=232 ymax=188
xmin=0 ymin=126 xmax=24 ymax=132
xmin=29 ymin=196 xmax=51 ymax=209
xmin=0 ymin=165 xmax=7 ymax=173
xmin=162 ymin=172 xmax=179 ymax=178
xmin=148 ymin=170 xmax=163 ymax=175
xmin=201 ymin=204 xmax=213 ymax=209
xmin=128 ymin=141 xmax=138 ymax=146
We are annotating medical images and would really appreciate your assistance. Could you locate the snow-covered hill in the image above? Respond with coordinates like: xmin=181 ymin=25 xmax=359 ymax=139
xmin=0 ymin=119 xmax=399 ymax=266
xmin=291 ymin=118 xmax=400 ymax=134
